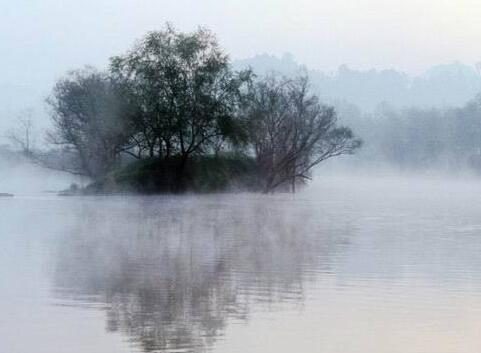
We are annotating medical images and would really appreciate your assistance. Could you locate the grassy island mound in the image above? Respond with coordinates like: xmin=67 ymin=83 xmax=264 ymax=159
xmin=84 ymin=155 xmax=260 ymax=194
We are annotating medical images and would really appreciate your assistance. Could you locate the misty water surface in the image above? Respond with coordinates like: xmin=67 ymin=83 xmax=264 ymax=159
xmin=2 ymin=175 xmax=481 ymax=353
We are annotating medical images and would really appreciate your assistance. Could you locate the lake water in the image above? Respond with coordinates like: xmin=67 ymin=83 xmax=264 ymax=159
xmin=2 ymin=175 xmax=481 ymax=353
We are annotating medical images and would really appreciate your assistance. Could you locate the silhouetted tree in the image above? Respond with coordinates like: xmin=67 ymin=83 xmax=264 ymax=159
xmin=110 ymin=25 xmax=252 ymax=189
xmin=47 ymin=67 xmax=131 ymax=177
xmin=245 ymin=76 xmax=362 ymax=192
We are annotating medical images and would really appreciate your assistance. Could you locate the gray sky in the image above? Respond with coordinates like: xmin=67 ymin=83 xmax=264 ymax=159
xmin=2 ymin=0 xmax=481 ymax=81
xmin=1 ymin=0 xmax=481 ymax=131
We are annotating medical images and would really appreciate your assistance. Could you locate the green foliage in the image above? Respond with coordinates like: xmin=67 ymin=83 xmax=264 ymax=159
xmin=89 ymin=154 xmax=259 ymax=194
xmin=110 ymin=25 xmax=252 ymax=162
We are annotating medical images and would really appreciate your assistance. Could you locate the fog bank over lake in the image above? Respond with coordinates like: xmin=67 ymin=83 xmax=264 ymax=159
xmin=0 ymin=152 xmax=85 ymax=195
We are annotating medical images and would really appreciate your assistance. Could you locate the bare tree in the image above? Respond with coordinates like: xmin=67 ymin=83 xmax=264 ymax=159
xmin=7 ymin=109 xmax=35 ymax=157
xmin=245 ymin=76 xmax=362 ymax=193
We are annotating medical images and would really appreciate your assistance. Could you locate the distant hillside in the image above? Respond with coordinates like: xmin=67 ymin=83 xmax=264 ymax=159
xmin=234 ymin=54 xmax=481 ymax=111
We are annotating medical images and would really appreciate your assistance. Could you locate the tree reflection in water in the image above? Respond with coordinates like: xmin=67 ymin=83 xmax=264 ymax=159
xmin=53 ymin=195 xmax=349 ymax=352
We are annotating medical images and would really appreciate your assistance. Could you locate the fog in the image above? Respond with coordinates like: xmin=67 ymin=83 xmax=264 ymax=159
xmin=0 ymin=147 xmax=85 ymax=195
xmin=3 ymin=1 xmax=481 ymax=352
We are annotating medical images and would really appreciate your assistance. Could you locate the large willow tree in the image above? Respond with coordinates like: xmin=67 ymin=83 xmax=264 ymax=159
xmin=109 ymin=25 xmax=251 ymax=186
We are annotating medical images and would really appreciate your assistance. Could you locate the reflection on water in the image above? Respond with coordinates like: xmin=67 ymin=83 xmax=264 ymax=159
xmin=53 ymin=196 xmax=346 ymax=353
xmin=4 ymin=176 xmax=481 ymax=353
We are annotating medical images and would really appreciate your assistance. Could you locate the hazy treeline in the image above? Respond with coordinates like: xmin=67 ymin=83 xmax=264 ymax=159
xmin=41 ymin=25 xmax=360 ymax=193
xmin=332 ymin=97 xmax=481 ymax=171
xmin=236 ymin=53 xmax=481 ymax=111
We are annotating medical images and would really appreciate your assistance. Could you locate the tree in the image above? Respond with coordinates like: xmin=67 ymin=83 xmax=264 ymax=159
xmin=244 ymin=76 xmax=362 ymax=192
xmin=45 ymin=27 xmax=364 ymax=193
xmin=109 ymin=25 xmax=252 ymax=188
xmin=7 ymin=109 xmax=35 ymax=157
xmin=47 ymin=67 xmax=131 ymax=177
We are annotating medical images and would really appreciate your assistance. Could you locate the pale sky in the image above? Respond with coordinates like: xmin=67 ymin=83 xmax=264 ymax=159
xmin=1 ymin=0 xmax=481 ymax=83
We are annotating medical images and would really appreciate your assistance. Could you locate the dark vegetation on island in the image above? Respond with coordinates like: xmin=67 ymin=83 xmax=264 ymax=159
xmin=23 ymin=25 xmax=361 ymax=194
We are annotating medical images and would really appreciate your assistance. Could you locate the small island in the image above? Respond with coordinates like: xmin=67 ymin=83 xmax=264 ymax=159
xmin=25 ymin=26 xmax=361 ymax=194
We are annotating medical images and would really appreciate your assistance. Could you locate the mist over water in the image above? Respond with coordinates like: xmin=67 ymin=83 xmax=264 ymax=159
xmin=2 ymin=174 xmax=481 ymax=353
xmin=0 ymin=153 xmax=85 ymax=195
